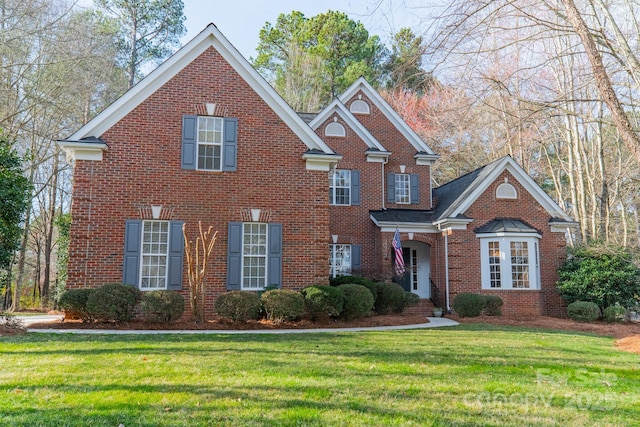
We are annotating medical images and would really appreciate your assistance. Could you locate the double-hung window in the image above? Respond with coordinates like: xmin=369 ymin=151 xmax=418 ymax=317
xmin=479 ymin=236 xmax=540 ymax=290
xmin=197 ymin=117 xmax=223 ymax=170
xmin=329 ymin=244 xmax=351 ymax=277
xmin=395 ymin=174 xmax=411 ymax=204
xmin=242 ymin=223 xmax=268 ymax=290
xmin=329 ymin=169 xmax=360 ymax=206
xmin=330 ymin=170 xmax=351 ymax=205
xmin=140 ymin=221 xmax=170 ymax=290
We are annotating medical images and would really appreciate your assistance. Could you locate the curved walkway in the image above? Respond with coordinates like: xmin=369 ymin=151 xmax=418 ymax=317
xmin=26 ymin=317 xmax=459 ymax=335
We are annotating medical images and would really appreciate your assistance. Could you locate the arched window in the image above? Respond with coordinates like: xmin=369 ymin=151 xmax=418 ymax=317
xmin=325 ymin=122 xmax=346 ymax=137
xmin=349 ymin=99 xmax=370 ymax=114
xmin=496 ymin=182 xmax=517 ymax=199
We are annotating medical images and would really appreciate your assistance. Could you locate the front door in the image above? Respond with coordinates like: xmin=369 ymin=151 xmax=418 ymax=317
xmin=394 ymin=241 xmax=430 ymax=299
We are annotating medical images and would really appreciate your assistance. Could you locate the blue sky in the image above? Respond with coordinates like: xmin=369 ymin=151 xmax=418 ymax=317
xmin=181 ymin=0 xmax=428 ymax=59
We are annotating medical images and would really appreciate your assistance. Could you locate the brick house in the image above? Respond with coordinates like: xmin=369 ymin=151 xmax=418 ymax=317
xmin=58 ymin=24 xmax=577 ymax=318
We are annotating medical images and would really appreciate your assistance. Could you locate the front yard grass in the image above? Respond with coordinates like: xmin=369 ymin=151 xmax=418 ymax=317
xmin=1 ymin=324 xmax=638 ymax=426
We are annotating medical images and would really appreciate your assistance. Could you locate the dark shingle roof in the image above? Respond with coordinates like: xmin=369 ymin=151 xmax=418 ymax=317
xmin=432 ymin=164 xmax=487 ymax=220
xmin=297 ymin=112 xmax=318 ymax=124
xmin=474 ymin=218 xmax=540 ymax=234
xmin=370 ymin=209 xmax=434 ymax=224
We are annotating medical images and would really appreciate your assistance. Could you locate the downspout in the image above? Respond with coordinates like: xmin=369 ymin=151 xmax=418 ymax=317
xmin=381 ymin=158 xmax=388 ymax=209
xmin=443 ymin=229 xmax=451 ymax=312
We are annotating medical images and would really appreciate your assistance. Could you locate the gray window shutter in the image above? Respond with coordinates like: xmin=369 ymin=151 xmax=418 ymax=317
xmin=350 ymin=170 xmax=360 ymax=205
xmin=387 ymin=173 xmax=395 ymax=203
xmin=410 ymin=174 xmax=420 ymax=204
xmin=351 ymin=245 xmax=361 ymax=273
xmin=182 ymin=115 xmax=197 ymax=169
xmin=268 ymin=223 xmax=282 ymax=288
xmin=167 ymin=221 xmax=184 ymax=290
xmin=222 ymin=118 xmax=238 ymax=171
xmin=226 ymin=222 xmax=242 ymax=290
xmin=123 ymin=220 xmax=142 ymax=286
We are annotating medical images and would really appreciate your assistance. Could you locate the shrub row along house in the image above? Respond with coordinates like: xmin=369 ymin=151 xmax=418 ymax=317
xmin=58 ymin=24 xmax=578 ymax=318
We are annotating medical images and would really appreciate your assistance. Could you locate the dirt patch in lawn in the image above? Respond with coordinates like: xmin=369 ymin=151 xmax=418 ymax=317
xmin=451 ymin=314 xmax=640 ymax=355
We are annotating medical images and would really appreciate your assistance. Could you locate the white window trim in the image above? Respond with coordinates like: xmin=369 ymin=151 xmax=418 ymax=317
xmin=496 ymin=182 xmax=517 ymax=199
xmin=330 ymin=244 xmax=352 ymax=278
xmin=330 ymin=169 xmax=351 ymax=206
xmin=349 ymin=99 xmax=370 ymax=114
xmin=140 ymin=220 xmax=170 ymax=291
xmin=478 ymin=234 xmax=541 ymax=290
xmin=395 ymin=173 xmax=411 ymax=204
xmin=197 ymin=116 xmax=223 ymax=171
xmin=325 ymin=122 xmax=346 ymax=137
xmin=241 ymin=222 xmax=268 ymax=290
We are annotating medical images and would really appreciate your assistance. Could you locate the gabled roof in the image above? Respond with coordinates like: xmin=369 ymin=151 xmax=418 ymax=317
xmin=309 ymin=99 xmax=388 ymax=153
xmin=433 ymin=156 xmax=574 ymax=223
xmin=338 ymin=77 xmax=437 ymax=157
xmin=63 ymin=24 xmax=334 ymax=156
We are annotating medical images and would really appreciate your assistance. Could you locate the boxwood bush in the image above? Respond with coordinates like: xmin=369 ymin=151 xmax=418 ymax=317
xmin=141 ymin=290 xmax=185 ymax=323
xmin=58 ymin=288 xmax=94 ymax=322
xmin=86 ymin=283 xmax=141 ymax=323
xmin=403 ymin=292 xmax=420 ymax=309
xmin=261 ymin=289 xmax=306 ymax=322
xmin=452 ymin=293 xmax=486 ymax=318
xmin=338 ymin=284 xmax=374 ymax=320
xmin=301 ymin=285 xmax=344 ymax=319
xmin=374 ymin=282 xmax=407 ymax=314
xmin=330 ymin=275 xmax=375 ymax=288
xmin=603 ymin=305 xmax=627 ymax=323
xmin=483 ymin=295 xmax=504 ymax=316
xmin=215 ymin=291 xmax=262 ymax=322
xmin=567 ymin=301 xmax=601 ymax=323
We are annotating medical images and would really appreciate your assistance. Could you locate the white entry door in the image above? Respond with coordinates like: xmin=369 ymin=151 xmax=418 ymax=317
xmin=399 ymin=241 xmax=431 ymax=299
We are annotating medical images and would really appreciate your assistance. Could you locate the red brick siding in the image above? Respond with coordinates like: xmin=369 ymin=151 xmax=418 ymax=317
xmin=67 ymin=47 xmax=330 ymax=319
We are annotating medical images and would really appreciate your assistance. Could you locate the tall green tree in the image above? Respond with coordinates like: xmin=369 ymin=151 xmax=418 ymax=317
xmin=95 ymin=0 xmax=186 ymax=88
xmin=0 ymin=133 xmax=32 ymax=310
xmin=384 ymin=27 xmax=433 ymax=93
xmin=253 ymin=10 xmax=386 ymax=111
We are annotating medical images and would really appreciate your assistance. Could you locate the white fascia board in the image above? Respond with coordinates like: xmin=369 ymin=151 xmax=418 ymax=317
xmin=366 ymin=150 xmax=391 ymax=163
xmin=369 ymin=215 xmax=440 ymax=233
xmin=310 ymin=99 xmax=387 ymax=152
xmin=550 ymin=221 xmax=580 ymax=233
xmin=339 ymin=77 xmax=436 ymax=155
xmin=57 ymin=141 xmax=107 ymax=161
xmin=67 ymin=24 xmax=334 ymax=155
xmin=302 ymin=153 xmax=342 ymax=171
xmin=444 ymin=157 xmax=574 ymax=222
xmin=415 ymin=153 xmax=440 ymax=166
xmin=434 ymin=217 xmax=473 ymax=231
xmin=475 ymin=231 xmax=542 ymax=239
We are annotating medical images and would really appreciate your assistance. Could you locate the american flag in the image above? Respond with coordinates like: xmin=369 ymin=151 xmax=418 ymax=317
xmin=392 ymin=228 xmax=405 ymax=276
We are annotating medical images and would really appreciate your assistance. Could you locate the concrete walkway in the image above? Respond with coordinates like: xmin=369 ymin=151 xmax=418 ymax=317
xmin=27 ymin=317 xmax=459 ymax=335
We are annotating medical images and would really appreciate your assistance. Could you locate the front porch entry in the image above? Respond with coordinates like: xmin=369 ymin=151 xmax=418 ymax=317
xmin=394 ymin=241 xmax=431 ymax=299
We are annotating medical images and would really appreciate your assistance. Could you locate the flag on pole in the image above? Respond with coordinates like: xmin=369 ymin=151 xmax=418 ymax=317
xmin=392 ymin=227 xmax=405 ymax=276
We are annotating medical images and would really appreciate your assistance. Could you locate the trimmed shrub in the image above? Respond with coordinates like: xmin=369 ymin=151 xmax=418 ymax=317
xmin=375 ymin=282 xmax=407 ymax=314
xmin=403 ymin=292 xmax=420 ymax=309
xmin=261 ymin=289 xmax=306 ymax=322
xmin=330 ymin=275 xmax=375 ymax=288
xmin=302 ymin=285 xmax=344 ymax=319
xmin=141 ymin=291 xmax=185 ymax=323
xmin=557 ymin=244 xmax=640 ymax=310
xmin=360 ymin=281 xmax=383 ymax=302
xmin=484 ymin=295 xmax=504 ymax=316
xmin=58 ymin=288 xmax=94 ymax=322
xmin=86 ymin=283 xmax=141 ymax=323
xmin=567 ymin=301 xmax=601 ymax=323
xmin=603 ymin=305 xmax=627 ymax=323
xmin=452 ymin=293 xmax=486 ymax=318
xmin=338 ymin=284 xmax=374 ymax=320
xmin=215 ymin=291 xmax=262 ymax=323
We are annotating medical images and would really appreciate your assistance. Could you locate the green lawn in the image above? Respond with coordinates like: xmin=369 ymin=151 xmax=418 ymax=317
xmin=1 ymin=324 xmax=638 ymax=426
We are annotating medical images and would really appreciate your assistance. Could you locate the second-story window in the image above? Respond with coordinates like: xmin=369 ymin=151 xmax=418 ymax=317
xmin=197 ymin=117 xmax=223 ymax=171
xmin=395 ymin=174 xmax=411 ymax=204
xmin=330 ymin=169 xmax=351 ymax=205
